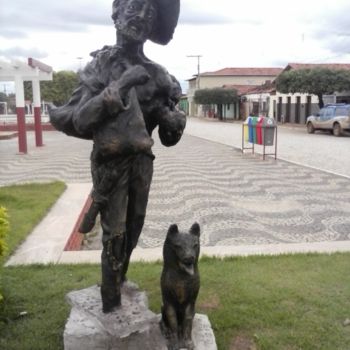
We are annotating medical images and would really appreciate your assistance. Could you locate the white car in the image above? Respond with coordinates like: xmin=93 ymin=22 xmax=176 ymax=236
xmin=306 ymin=104 xmax=350 ymax=136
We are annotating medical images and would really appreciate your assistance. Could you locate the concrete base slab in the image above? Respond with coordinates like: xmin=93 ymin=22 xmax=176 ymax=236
xmin=58 ymin=240 xmax=350 ymax=265
xmin=64 ymin=283 xmax=217 ymax=350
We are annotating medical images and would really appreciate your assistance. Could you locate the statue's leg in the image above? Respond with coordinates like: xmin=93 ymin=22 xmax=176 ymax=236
xmin=122 ymin=154 xmax=153 ymax=281
xmin=100 ymin=161 xmax=129 ymax=313
xmin=101 ymin=234 xmax=125 ymax=313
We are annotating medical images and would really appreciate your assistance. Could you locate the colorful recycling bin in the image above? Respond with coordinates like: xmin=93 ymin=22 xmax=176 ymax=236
xmin=248 ymin=116 xmax=254 ymax=143
xmin=251 ymin=117 xmax=258 ymax=144
xmin=256 ymin=117 xmax=264 ymax=145
xmin=244 ymin=117 xmax=250 ymax=142
xmin=262 ymin=117 xmax=276 ymax=145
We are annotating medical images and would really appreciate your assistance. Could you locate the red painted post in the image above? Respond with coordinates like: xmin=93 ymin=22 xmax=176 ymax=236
xmin=32 ymin=79 xmax=43 ymax=147
xmin=16 ymin=107 xmax=27 ymax=154
xmin=15 ymin=76 xmax=27 ymax=154
xmin=34 ymin=106 xmax=43 ymax=147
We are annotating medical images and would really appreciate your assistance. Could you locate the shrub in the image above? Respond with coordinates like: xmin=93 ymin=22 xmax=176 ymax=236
xmin=0 ymin=206 xmax=9 ymax=257
xmin=0 ymin=206 xmax=9 ymax=302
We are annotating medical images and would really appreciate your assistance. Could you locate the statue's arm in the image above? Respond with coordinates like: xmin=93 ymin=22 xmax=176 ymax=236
xmin=50 ymin=65 xmax=150 ymax=137
xmin=49 ymin=80 xmax=110 ymax=138
xmin=49 ymin=85 xmax=96 ymax=139
xmin=71 ymin=85 xmax=114 ymax=135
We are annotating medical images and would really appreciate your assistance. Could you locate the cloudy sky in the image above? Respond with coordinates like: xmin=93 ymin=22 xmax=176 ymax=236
xmin=1 ymin=0 xmax=350 ymax=92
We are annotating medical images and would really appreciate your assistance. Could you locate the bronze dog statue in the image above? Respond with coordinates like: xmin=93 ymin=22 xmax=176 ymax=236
xmin=160 ymin=223 xmax=200 ymax=350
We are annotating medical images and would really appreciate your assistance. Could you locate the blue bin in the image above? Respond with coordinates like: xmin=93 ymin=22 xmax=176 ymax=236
xmin=248 ymin=116 xmax=254 ymax=143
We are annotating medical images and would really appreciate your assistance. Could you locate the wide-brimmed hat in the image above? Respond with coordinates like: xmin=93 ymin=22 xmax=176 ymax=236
xmin=149 ymin=0 xmax=180 ymax=45
xmin=112 ymin=0 xmax=180 ymax=45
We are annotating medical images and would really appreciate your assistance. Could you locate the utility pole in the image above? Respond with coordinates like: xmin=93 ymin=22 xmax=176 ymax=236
xmin=76 ymin=57 xmax=83 ymax=71
xmin=187 ymin=55 xmax=202 ymax=89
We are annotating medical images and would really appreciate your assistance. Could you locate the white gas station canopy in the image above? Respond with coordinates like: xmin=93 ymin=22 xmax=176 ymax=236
xmin=0 ymin=58 xmax=53 ymax=81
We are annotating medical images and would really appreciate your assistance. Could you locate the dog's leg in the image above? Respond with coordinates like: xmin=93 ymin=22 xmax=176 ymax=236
xmin=161 ymin=303 xmax=180 ymax=349
xmin=182 ymin=303 xmax=195 ymax=349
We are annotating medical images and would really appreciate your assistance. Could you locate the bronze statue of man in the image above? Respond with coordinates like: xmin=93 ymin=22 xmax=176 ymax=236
xmin=49 ymin=0 xmax=185 ymax=313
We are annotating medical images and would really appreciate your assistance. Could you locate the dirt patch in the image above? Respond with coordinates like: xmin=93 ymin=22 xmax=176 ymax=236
xmin=230 ymin=335 xmax=257 ymax=350
xmin=198 ymin=294 xmax=220 ymax=311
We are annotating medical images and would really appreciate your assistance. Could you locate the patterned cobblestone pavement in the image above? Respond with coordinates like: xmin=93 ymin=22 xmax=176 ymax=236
xmin=0 ymin=132 xmax=91 ymax=185
xmin=142 ymin=134 xmax=350 ymax=248
xmin=1 ymin=130 xmax=350 ymax=248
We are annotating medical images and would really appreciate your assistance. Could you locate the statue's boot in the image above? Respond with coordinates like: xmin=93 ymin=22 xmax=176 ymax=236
xmin=101 ymin=279 xmax=121 ymax=313
xmin=101 ymin=235 xmax=125 ymax=313
xmin=79 ymin=201 xmax=100 ymax=233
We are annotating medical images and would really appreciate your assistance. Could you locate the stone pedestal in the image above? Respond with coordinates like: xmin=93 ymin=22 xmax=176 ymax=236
xmin=64 ymin=283 xmax=217 ymax=350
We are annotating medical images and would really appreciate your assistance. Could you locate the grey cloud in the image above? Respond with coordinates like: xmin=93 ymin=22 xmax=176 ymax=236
xmin=179 ymin=3 xmax=262 ymax=26
xmin=324 ymin=36 xmax=350 ymax=54
xmin=179 ymin=12 xmax=233 ymax=25
xmin=0 ymin=47 xmax=48 ymax=59
xmin=297 ymin=4 xmax=350 ymax=59
xmin=0 ymin=0 xmax=111 ymax=39
xmin=0 ymin=0 xmax=256 ymax=39
xmin=270 ymin=59 xmax=289 ymax=68
xmin=310 ymin=5 xmax=350 ymax=41
xmin=179 ymin=2 xmax=234 ymax=25
xmin=0 ymin=29 xmax=28 ymax=39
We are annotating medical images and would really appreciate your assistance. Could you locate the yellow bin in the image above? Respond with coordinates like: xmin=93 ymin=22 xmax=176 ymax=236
xmin=244 ymin=117 xmax=250 ymax=142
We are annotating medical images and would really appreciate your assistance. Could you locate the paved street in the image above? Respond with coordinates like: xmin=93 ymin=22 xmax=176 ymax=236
xmin=1 ymin=118 xmax=349 ymax=186
xmin=185 ymin=117 xmax=350 ymax=178
xmin=1 ymin=121 xmax=350 ymax=256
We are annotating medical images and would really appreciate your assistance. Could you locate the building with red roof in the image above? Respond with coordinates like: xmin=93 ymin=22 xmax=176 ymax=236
xmin=187 ymin=67 xmax=282 ymax=119
xmin=186 ymin=62 xmax=350 ymax=124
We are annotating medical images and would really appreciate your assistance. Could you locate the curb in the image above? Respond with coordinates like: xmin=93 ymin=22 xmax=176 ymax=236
xmin=0 ymin=132 xmax=18 ymax=140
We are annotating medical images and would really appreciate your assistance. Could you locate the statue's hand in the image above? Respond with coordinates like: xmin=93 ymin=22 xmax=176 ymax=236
xmin=118 ymin=65 xmax=150 ymax=96
xmin=103 ymin=84 xmax=123 ymax=115
xmin=103 ymin=65 xmax=150 ymax=115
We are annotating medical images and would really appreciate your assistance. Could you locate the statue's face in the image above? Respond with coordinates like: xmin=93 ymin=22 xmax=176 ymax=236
xmin=114 ymin=0 xmax=157 ymax=43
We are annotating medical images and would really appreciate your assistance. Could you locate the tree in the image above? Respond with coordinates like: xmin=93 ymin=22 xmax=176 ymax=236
xmin=194 ymin=88 xmax=238 ymax=119
xmin=0 ymin=92 xmax=8 ymax=102
xmin=276 ymin=68 xmax=350 ymax=108
xmin=24 ymin=71 xmax=79 ymax=106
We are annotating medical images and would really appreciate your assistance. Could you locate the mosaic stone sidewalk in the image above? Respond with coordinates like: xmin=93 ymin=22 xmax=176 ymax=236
xmin=1 ymin=131 xmax=350 ymax=249
xmin=143 ymin=136 xmax=350 ymax=248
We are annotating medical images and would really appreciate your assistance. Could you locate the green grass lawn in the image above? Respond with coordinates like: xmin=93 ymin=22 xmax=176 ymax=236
xmin=0 ymin=182 xmax=350 ymax=349
xmin=1 ymin=254 xmax=350 ymax=350
xmin=0 ymin=182 xmax=66 ymax=264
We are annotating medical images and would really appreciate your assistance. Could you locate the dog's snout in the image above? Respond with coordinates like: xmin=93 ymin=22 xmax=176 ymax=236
xmin=183 ymin=256 xmax=195 ymax=265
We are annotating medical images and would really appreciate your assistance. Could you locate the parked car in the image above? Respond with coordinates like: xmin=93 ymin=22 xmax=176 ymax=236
xmin=306 ymin=104 xmax=350 ymax=136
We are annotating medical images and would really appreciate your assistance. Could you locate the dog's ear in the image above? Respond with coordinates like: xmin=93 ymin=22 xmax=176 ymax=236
xmin=167 ymin=224 xmax=179 ymax=236
xmin=190 ymin=222 xmax=200 ymax=237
